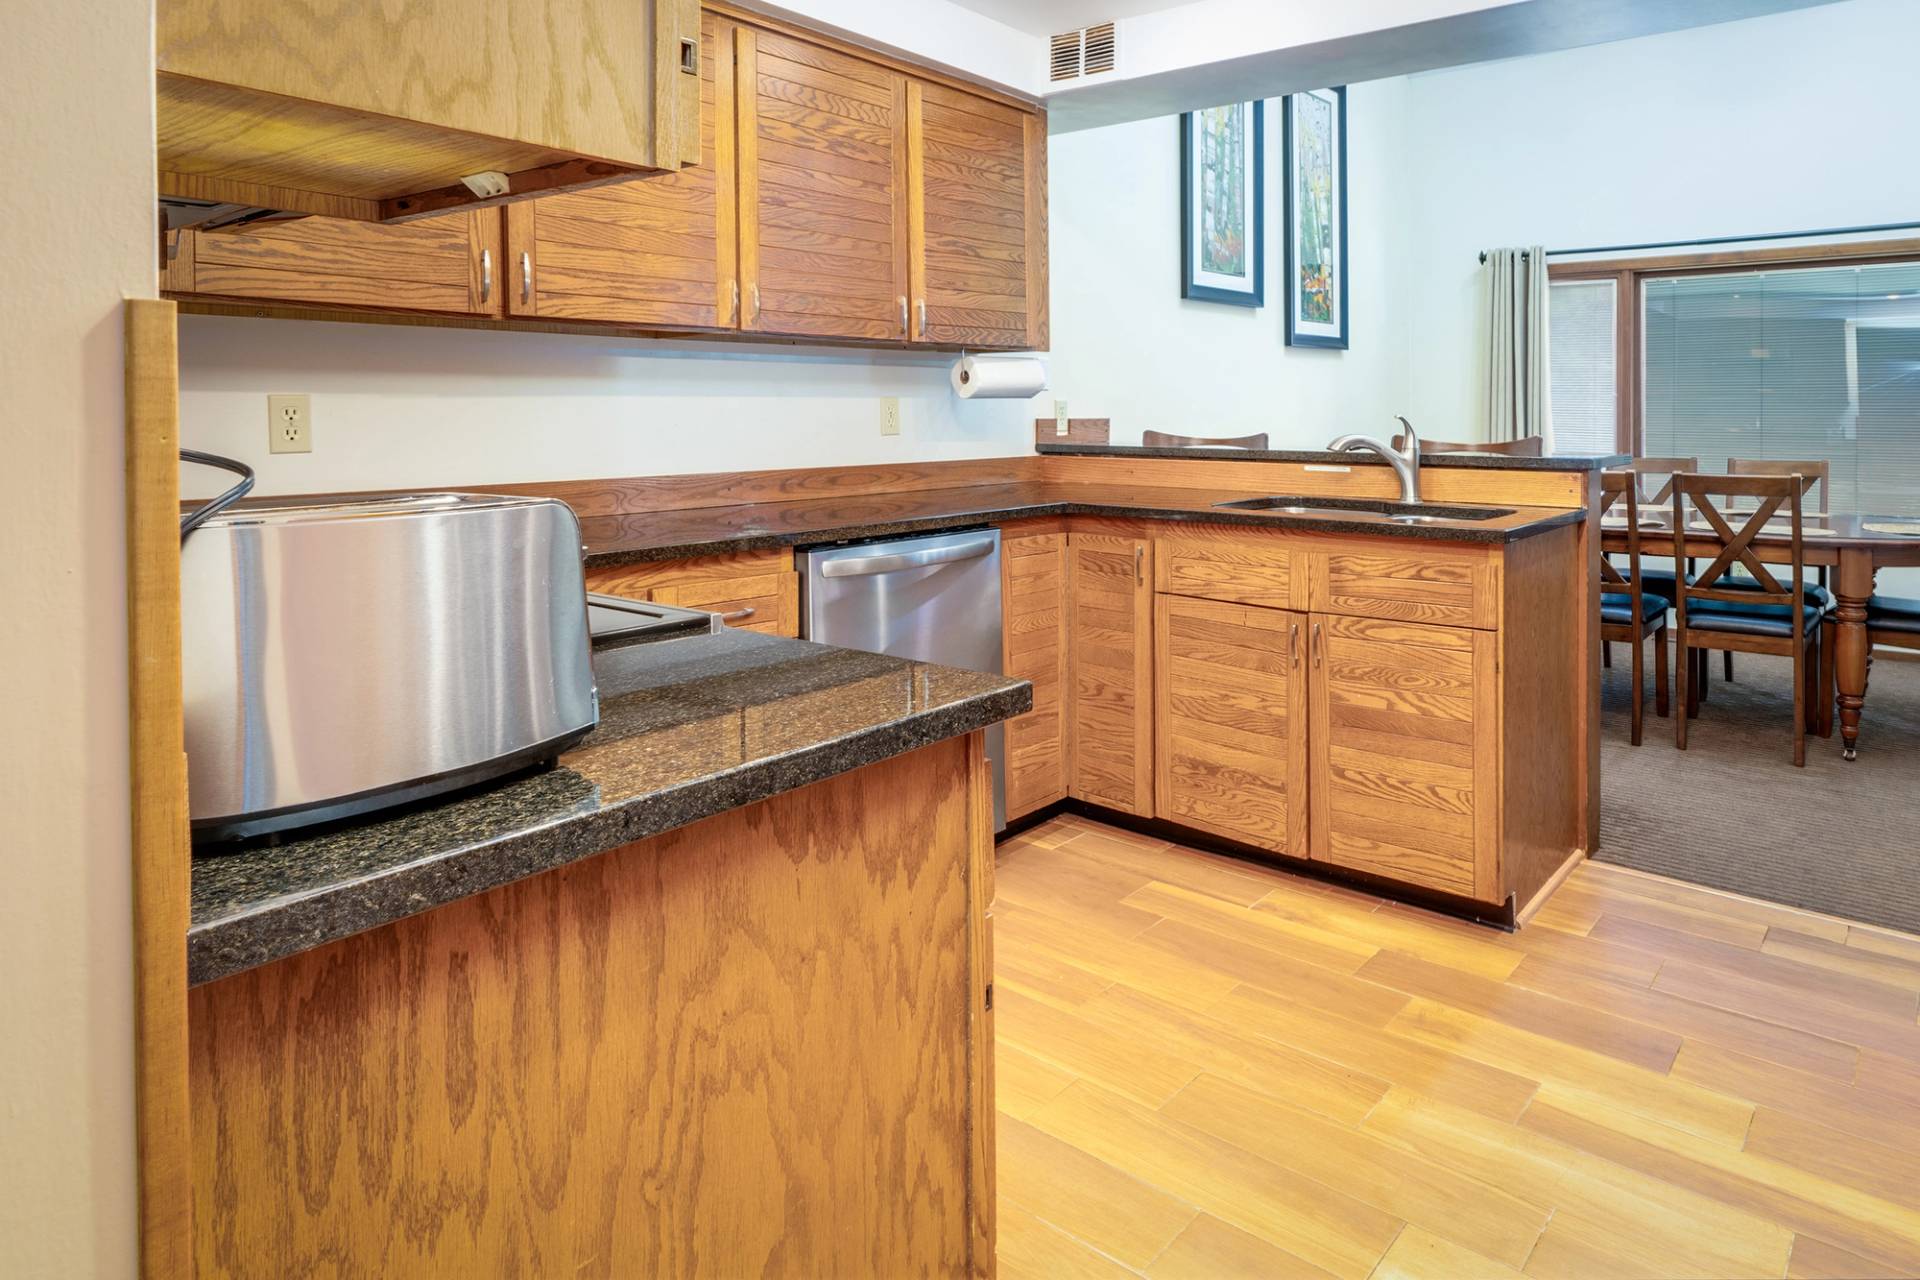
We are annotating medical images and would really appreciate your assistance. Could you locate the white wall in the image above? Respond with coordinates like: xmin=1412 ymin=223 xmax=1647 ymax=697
xmin=1045 ymin=78 xmax=1412 ymax=447
xmin=1398 ymin=0 xmax=1920 ymax=440
xmin=178 ymin=320 xmax=1038 ymax=496
xmin=0 ymin=0 xmax=152 ymax=1274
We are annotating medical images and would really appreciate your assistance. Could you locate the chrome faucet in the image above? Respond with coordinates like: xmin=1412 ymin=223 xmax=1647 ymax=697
xmin=1327 ymin=416 xmax=1422 ymax=504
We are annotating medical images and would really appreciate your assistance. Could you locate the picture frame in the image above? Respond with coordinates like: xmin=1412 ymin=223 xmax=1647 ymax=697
xmin=1180 ymin=101 xmax=1264 ymax=307
xmin=1283 ymin=85 xmax=1348 ymax=348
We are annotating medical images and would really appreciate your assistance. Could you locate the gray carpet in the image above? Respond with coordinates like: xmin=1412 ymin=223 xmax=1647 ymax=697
xmin=1597 ymin=644 xmax=1920 ymax=935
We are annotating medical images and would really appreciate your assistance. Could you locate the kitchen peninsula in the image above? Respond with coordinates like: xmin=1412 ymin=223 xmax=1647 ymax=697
xmin=187 ymin=628 xmax=1026 ymax=1277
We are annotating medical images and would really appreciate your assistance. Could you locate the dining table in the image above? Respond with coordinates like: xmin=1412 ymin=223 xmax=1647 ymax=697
xmin=1600 ymin=510 xmax=1920 ymax=759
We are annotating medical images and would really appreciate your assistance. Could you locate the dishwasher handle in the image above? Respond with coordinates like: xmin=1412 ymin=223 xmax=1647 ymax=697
xmin=817 ymin=536 xmax=997 ymax=578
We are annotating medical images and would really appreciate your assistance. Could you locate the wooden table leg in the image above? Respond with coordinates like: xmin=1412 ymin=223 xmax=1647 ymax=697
xmin=1833 ymin=550 xmax=1875 ymax=761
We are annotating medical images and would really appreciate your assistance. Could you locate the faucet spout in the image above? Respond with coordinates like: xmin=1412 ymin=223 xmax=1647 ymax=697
xmin=1325 ymin=417 xmax=1423 ymax=504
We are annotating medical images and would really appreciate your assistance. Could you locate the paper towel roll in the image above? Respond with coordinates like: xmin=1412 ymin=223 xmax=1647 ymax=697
xmin=950 ymin=355 xmax=1047 ymax=400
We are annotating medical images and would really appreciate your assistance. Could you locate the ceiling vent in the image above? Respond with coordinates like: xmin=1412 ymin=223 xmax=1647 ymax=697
xmin=1050 ymin=21 xmax=1117 ymax=82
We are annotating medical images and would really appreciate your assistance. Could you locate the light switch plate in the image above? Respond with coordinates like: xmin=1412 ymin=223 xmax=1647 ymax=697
xmin=268 ymin=393 xmax=311 ymax=454
xmin=1054 ymin=399 xmax=1070 ymax=436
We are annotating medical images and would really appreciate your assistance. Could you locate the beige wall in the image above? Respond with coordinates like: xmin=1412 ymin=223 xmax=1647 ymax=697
xmin=0 ymin=0 xmax=155 ymax=1274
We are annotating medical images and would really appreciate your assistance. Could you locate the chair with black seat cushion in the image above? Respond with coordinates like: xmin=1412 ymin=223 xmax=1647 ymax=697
xmin=1717 ymin=459 xmax=1835 ymax=684
xmin=1598 ymin=472 xmax=1670 ymax=744
xmin=1869 ymin=596 xmax=1920 ymax=653
xmin=1672 ymin=474 xmax=1829 ymax=766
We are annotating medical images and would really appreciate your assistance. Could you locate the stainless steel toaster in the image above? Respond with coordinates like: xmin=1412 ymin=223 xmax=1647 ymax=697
xmin=181 ymin=493 xmax=598 ymax=841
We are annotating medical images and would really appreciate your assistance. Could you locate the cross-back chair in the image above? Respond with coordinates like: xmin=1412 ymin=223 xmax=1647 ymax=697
xmin=1598 ymin=471 xmax=1670 ymax=744
xmin=1671 ymin=473 xmax=1831 ymax=766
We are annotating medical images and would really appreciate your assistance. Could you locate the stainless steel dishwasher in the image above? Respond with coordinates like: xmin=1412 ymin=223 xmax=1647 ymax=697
xmin=801 ymin=528 xmax=1006 ymax=831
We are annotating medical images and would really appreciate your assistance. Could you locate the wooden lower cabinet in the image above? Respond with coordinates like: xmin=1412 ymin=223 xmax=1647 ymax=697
xmin=585 ymin=549 xmax=800 ymax=638
xmin=1307 ymin=615 xmax=1500 ymax=901
xmin=1065 ymin=531 xmax=1153 ymax=815
xmin=1001 ymin=529 xmax=1068 ymax=820
xmin=1154 ymin=595 xmax=1308 ymax=855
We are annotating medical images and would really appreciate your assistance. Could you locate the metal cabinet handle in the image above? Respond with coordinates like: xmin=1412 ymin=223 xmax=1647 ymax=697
xmin=1135 ymin=545 xmax=1144 ymax=586
xmin=899 ymin=296 xmax=908 ymax=336
xmin=916 ymin=298 xmax=927 ymax=335
xmin=752 ymin=283 xmax=762 ymax=320
xmin=479 ymin=248 xmax=492 ymax=304
xmin=721 ymin=607 xmax=757 ymax=623
xmin=1291 ymin=621 xmax=1301 ymax=668
xmin=519 ymin=251 xmax=531 ymax=304
xmin=731 ymin=280 xmax=741 ymax=324
xmin=1312 ymin=621 xmax=1323 ymax=668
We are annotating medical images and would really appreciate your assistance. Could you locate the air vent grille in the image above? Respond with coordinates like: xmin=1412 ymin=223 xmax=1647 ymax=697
xmin=1049 ymin=29 xmax=1082 ymax=82
xmin=1082 ymin=22 xmax=1116 ymax=74
xmin=1050 ymin=21 xmax=1117 ymax=81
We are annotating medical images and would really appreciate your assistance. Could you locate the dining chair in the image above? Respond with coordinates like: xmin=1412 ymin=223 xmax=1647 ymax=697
xmin=1598 ymin=471 xmax=1670 ymax=744
xmin=1714 ymin=462 xmax=1835 ymax=684
xmin=1868 ymin=595 xmax=1920 ymax=656
xmin=1671 ymin=473 xmax=1829 ymax=766
xmin=1390 ymin=435 xmax=1544 ymax=456
xmin=1142 ymin=431 xmax=1270 ymax=450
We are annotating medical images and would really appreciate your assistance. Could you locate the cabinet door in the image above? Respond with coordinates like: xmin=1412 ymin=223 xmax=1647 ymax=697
xmin=908 ymin=82 xmax=1046 ymax=349
xmin=164 ymin=211 xmax=501 ymax=315
xmin=506 ymin=11 xmax=735 ymax=329
xmin=736 ymin=26 xmax=911 ymax=341
xmin=1155 ymin=596 xmax=1308 ymax=855
xmin=1002 ymin=531 xmax=1068 ymax=819
xmin=1308 ymin=615 xmax=1500 ymax=901
xmin=1066 ymin=533 xmax=1153 ymax=814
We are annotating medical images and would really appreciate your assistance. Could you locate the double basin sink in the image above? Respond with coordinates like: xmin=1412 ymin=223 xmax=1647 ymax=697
xmin=1214 ymin=495 xmax=1513 ymax=525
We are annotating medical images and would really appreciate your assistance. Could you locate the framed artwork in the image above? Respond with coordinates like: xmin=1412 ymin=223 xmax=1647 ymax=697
xmin=1283 ymin=85 xmax=1348 ymax=348
xmin=1180 ymin=101 xmax=1264 ymax=307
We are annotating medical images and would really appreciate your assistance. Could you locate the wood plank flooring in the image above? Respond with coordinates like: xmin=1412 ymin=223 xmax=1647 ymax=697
xmin=994 ymin=814 xmax=1920 ymax=1279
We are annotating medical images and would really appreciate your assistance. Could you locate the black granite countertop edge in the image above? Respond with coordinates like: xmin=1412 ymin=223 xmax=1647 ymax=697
xmin=583 ymin=499 xmax=1587 ymax=568
xmin=187 ymin=680 xmax=1031 ymax=986
xmin=1034 ymin=442 xmax=1631 ymax=471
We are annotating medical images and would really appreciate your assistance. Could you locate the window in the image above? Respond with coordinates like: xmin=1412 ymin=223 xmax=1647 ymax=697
xmin=1643 ymin=260 xmax=1920 ymax=515
xmin=1548 ymin=278 xmax=1618 ymax=455
xmin=1548 ymin=243 xmax=1920 ymax=513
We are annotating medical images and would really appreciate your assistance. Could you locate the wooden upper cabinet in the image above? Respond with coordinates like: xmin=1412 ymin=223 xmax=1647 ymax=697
xmin=736 ymin=27 xmax=913 ymax=342
xmin=908 ymin=82 xmax=1048 ymax=350
xmin=1308 ymin=615 xmax=1500 ymax=902
xmin=157 ymin=0 xmax=704 ymax=222
xmin=1066 ymin=533 xmax=1154 ymax=815
xmin=162 ymin=211 xmax=502 ymax=316
xmin=506 ymin=12 xmax=737 ymax=330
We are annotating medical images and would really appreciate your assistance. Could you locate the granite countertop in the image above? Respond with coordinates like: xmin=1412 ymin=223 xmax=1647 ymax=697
xmin=580 ymin=480 xmax=1590 ymax=568
xmin=1034 ymin=442 xmax=1632 ymax=471
xmin=189 ymin=630 xmax=1030 ymax=986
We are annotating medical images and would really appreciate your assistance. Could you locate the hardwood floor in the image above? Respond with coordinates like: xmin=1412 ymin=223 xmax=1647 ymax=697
xmin=994 ymin=813 xmax=1920 ymax=1279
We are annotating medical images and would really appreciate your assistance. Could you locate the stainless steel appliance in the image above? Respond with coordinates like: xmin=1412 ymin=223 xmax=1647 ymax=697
xmin=801 ymin=529 xmax=1006 ymax=830
xmin=182 ymin=493 xmax=598 ymax=842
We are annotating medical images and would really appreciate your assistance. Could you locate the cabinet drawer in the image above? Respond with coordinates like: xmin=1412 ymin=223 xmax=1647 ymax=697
xmin=1307 ymin=547 xmax=1495 ymax=629
xmin=1157 ymin=533 xmax=1296 ymax=608
xmin=652 ymin=571 xmax=799 ymax=636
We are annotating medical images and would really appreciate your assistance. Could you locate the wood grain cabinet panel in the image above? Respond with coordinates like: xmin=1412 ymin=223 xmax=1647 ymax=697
xmin=164 ymin=211 xmax=501 ymax=315
xmin=1154 ymin=595 xmax=1308 ymax=856
xmin=1157 ymin=533 xmax=1298 ymax=610
xmin=737 ymin=26 xmax=912 ymax=341
xmin=1308 ymin=545 xmax=1497 ymax=629
xmin=651 ymin=570 xmax=800 ymax=636
xmin=907 ymin=82 xmax=1047 ymax=350
xmin=506 ymin=11 xmax=736 ymax=330
xmin=1002 ymin=531 xmax=1068 ymax=819
xmin=1308 ymin=615 xmax=1500 ymax=901
xmin=1066 ymin=532 xmax=1153 ymax=814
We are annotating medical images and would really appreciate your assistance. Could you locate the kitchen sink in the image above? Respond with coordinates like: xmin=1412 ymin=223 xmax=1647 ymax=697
xmin=1212 ymin=496 xmax=1513 ymax=522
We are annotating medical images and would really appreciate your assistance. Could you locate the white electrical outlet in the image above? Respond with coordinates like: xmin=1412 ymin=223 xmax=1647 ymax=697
xmin=268 ymin=393 xmax=312 ymax=454
xmin=880 ymin=397 xmax=902 ymax=437
xmin=1054 ymin=399 xmax=1070 ymax=436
